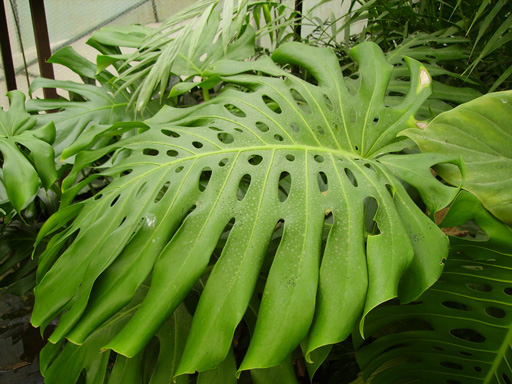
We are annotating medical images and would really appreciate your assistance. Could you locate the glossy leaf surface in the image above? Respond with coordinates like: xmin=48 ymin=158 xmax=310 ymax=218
xmin=32 ymin=42 xmax=453 ymax=377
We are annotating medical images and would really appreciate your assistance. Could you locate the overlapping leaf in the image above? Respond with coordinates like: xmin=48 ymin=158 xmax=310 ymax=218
xmin=32 ymin=41 xmax=458 ymax=377
xmin=404 ymin=91 xmax=512 ymax=225
xmin=355 ymin=191 xmax=512 ymax=384
xmin=0 ymin=91 xmax=56 ymax=213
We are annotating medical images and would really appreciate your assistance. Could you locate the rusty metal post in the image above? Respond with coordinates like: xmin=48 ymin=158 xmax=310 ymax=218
xmin=0 ymin=0 xmax=17 ymax=91
xmin=29 ymin=0 xmax=57 ymax=99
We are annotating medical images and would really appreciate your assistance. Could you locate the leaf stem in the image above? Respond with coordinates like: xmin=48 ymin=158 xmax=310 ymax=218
xmin=202 ymin=87 xmax=210 ymax=102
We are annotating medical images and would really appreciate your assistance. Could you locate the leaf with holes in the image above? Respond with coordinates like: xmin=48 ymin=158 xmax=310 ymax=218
xmin=31 ymin=41 xmax=457 ymax=378
xmin=0 ymin=91 xmax=56 ymax=213
xmin=354 ymin=191 xmax=512 ymax=384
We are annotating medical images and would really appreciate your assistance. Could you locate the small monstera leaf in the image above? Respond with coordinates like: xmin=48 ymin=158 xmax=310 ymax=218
xmin=355 ymin=191 xmax=512 ymax=384
xmin=404 ymin=91 xmax=512 ymax=225
xmin=0 ymin=91 xmax=56 ymax=213
xmin=32 ymin=42 xmax=458 ymax=376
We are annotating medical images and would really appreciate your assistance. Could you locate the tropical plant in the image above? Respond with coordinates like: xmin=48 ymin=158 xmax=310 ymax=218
xmin=0 ymin=1 xmax=511 ymax=383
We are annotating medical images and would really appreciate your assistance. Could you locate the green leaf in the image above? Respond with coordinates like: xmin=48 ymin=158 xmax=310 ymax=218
xmin=0 ymin=91 xmax=57 ymax=213
xmin=32 ymin=42 xmax=452 ymax=375
xmin=355 ymin=191 xmax=512 ymax=384
xmin=404 ymin=91 xmax=512 ymax=225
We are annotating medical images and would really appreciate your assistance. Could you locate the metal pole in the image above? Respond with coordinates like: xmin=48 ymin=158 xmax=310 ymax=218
xmin=0 ymin=0 xmax=17 ymax=91
xmin=29 ymin=0 xmax=57 ymax=99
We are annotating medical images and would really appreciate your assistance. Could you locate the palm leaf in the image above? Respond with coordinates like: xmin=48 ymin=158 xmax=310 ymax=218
xmin=31 ymin=42 xmax=458 ymax=377
xmin=355 ymin=191 xmax=512 ymax=384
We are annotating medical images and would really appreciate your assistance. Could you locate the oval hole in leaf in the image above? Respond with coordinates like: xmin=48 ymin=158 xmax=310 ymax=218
xmin=440 ymin=362 xmax=463 ymax=370
xmin=110 ymin=195 xmax=120 ymax=207
xmin=278 ymin=171 xmax=291 ymax=203
xmin=162 ymin=129 xmax=180 ymax=138
xmin=345 ymin=168 xmax=358 ymax=187
xmin=317 ymin=126 xmax=325 ymax=135
xmin=255 ymin=121 xmax=269 ymax=132
xmin=505 ymin=287 xmax=512 ymax=295
xmin=262 ymin=95 xmax=282 ymax=114
xmin=94 ymin=194 xmax=102 ymax=200
xmin=459 ymin=351 xmax=472 ymax=356
xmin=450 ymin=328 xmax=485 ymax=343
xmin=318 ymin=172 xmax=328 ymax=194
xmin=432 ymin=346 xmax=444 ymax=351
xmin=442 ymin=301 xmax=471 ymax=311
xmin=248 ymin=155 xmax=263 ymax=165
xmin=198 ymin=168 xmax=212 ymax=192
xmin=219 ymin=158 xmax=229 ymax=167
xmin=192 ymin=141 xmax=203 ymax=149
xmin=290 ymin=88 xmax=311 ymax=114
xmin=237 ymin=174 xmax=251 ymax=201
xmin=286 ymin=154 xmax=295 ymax=162
xmin=291 ymin=123 xmax=300 ymax=132
xmin=217 ymin=132 xmax=234 ymax=144
xmin=466 ymin=283 xmax=492 ymax=293
xmin=474 ymin=366 xmax=482 ymax=372
xmin=364 ymin=197 xmax=380 ymax=235
xmin=175 ymin=166 xmax=184 ymax=173
xmin=209 ymin=126 xmax=222 ymax=131
xmin=324 ymin=94 xmax=333 ymax=110
xmin=485 ymin=306 xmax=506 ymax=319
xmin=314 ymin=155 xmax=324 ymax=163
xmin=143 ymin=148 xmax=159 ymax=156
xmin=154 ymin=181 xmax=170 ymax=203
xmin=135 ymin=182 xmax=147 ymax=199
xmin=373 ymin=116 xmax=379 ymax=126
xmin=274 ymin=134 xmax=284 ymax=142
xmin=167 ymin=150 xmax=179 ymax=157
xmin=224 ymin=104 xmax=246 ymax=117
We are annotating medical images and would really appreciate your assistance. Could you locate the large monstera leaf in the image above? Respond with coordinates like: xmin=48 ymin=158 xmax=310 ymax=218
xmin=32 ymin=42 xmax=458 ymax=378
xmin=355 ymin=191 xmax=512 ymax=384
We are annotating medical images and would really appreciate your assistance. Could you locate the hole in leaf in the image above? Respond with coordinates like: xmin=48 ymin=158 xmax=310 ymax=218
xmin=286 ymin=154 xmax=295 ymax=162
xmin=199 ymin=52 xmax=208 ymax=62
xmin=192 ymin=141 xmax=203 ymax=149
xmin=466 ymin=283 xmax=492 ymax=293
xmin=433 ymin=346 xmax=444 ymax=351
xmin=94 ymin=194 xmax=102 ymax=200
xmin=162 ymin=129 xmax=180 ymax=138
xmin=345 ymin=168 xmax=358 ymax=187
xmin=450 ymin=328 xmax=485 ymax=343
xmin=214 ymin=217 xmax=236 ymax=253
xmin=175 ymin=166 xmax=184 ymax=173
xmin=219 ymin=158 xmax=229 ymax=167
xmin=262 ymin=95 xmax=282 ymax=114
xmin=248 ymin=155 xmax=263 ymax=165
xmin=314 ymin=155 xmax=324 ymax=163
xmin=474 ymin=366 xmax=482 ymax=372
xmin=256 ymin=121 xmax=269 ymax=132
xmin=143 ymin=148 xmax=159 ymax=156
xmin=505 ymin=287 xmax=512 ymax=295
xmin=385 ymin=184 xmax=394 ymax=197
xmin=209 ymin=126 xmax=222 ymax=131
xmin=324 ymin=94 xmax=333 ymax=110
xmin=198 ymin=168 xmax=212 ymax=192
xmin=234 ymin=128 xmax=243 ymax=132
xmin=167 ymin=150 xmax=179 ymax=157
xmin=317 ymin=126 xmax=325 ymax=135
xmin=290 ymin=88 xmax=311 ymax=113
xmin=274 ymin=134 xmax=284 ymax=141
xmin=382 ymin=343 xmax=411 ymax=354
xmin=459 ymin=351 xmax=472 ymax=356
xmin=237 ymin=174 xmax=251 ymax=201
xmin=291 ymin=123 xmax=300 ymax=132
xmin=442 ymin=301 xmax=472 ymax=311
xmin=485 ymin=307 xmax=506 ymax=318
xmin=318 ymin=172 xmax=328 ymax=194
xmin=110 ymin=195 xmax=121 ymax=207
xmin=364 ymin=197 xmax=380 ymax=235
xmin=135 ymin=182 xmax=147 ymax=199
xmin=278 ymin=172 xmax=291 ymax=202
xmin=462 ymin=265 xmax=483 ymax=270
xmin=218 ymin=132 xmax=234 ymax=144
xmin=154 ymin=181 xmax=170 ymax=203
xmin=224 ymin=104 xmax=246 ymax=117
xmin=373 ymin=116 xmax=379 ymax=126
xmin=440 ymin=362 xmax=463 ymax=370
xmin=504 ymin=374 xmax=512 ymax=384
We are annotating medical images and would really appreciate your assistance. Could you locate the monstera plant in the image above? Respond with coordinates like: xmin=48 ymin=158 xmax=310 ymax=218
xmin=1 ymin=1 xmax=512 ymax=383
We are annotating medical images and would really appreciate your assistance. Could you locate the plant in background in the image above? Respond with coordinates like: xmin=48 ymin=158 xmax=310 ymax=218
xmin=0 ymin=0 xmax=511 ymax=383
